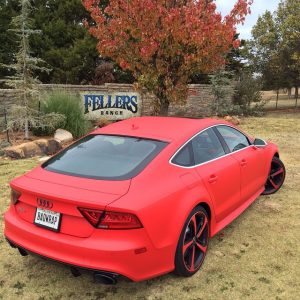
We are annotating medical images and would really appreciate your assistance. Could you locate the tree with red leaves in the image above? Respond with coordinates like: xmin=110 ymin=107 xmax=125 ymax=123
xmin=83 ymin=0 xmax=252 ymax=115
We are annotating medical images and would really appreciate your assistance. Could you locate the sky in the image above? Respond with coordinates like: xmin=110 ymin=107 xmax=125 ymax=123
xmin=215 ymin=0 xmax=280 ymax=40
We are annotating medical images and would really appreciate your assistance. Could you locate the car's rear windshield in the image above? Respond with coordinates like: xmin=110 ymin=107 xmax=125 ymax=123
xmin=42 ymin=134 xmax=168 ymax=180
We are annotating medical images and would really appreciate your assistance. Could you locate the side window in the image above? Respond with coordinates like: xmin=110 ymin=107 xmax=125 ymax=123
xmin=192 ymin=128 xmax=226 ymax=164
xmin=171 ymin=143 xmax=193 ymax=167
xmin=216 ymin=126 xmax=250 ymax=152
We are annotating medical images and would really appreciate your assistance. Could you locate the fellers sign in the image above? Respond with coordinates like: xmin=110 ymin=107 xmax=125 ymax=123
xmin=81 ymin=91 xmax=141 ymax=120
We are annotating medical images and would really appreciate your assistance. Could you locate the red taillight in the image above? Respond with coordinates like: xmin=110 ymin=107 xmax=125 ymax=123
xmin=99 ymin=211 xmax=142 ymax=229
xmin=78 ymin=208 xmax=103 ymax=227
xmin=11 ymin=188 xmax=21 ymax=205
xmin=78 ymin=208 xmax=142 ymax=230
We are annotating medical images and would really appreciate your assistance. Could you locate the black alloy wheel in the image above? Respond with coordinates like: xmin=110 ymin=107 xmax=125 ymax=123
xmin=175 ymin=206 xmax=209 ymax=277
xmin=262 ymin=156 xmax=286 ymax=195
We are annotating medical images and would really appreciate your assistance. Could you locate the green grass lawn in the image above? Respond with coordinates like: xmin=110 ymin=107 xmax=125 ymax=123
xmin=0 ymin=113 xmax=300 ymax=300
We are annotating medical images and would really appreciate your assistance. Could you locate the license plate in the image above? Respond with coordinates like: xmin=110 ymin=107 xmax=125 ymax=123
xmin=34 ymin=208 xmax=61 ymax=232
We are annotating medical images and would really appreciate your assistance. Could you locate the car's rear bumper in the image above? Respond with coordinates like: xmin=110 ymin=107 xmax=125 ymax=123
xmin=4 ymin=206 xmax=174 ymax=281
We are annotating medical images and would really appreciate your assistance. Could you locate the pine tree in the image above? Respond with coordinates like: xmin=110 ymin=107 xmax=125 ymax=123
xmin=0 ymin=0 xmax=19 ymax=83
xmin=2 ymin=0 xmax=51 ymax=139
xmin=30 ymin=0 xmax=100 ymax=84
xmin=6 ymin=0 xmax=48 ymax=139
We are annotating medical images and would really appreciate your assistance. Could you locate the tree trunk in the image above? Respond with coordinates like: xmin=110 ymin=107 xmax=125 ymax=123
xmin=25 ymin=118 xmax=29 ymax=140
xmin=4 ymin=106 xmax=10 ymax=143
xmin=295 ymin=87 xmax=299 ymax=108
xmin=276 ymin=89 xmax=279 ymax=109
xmin=288 ymin=88 xmax=292 ymax=99
xmin=159 ymin=99 xmax=170 ymax=116
xmin=23 ymin=90 xmax=30 ymax=139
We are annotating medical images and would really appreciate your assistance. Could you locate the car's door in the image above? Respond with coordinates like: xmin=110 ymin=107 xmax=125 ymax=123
xmin=190 ymin=128 xmax=241 ymax=222
xmin=215 ymin=125 xmax=267 ymax=204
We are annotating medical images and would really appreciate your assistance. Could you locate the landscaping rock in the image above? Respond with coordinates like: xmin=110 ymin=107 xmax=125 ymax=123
xmin=22 ymin=141 xmax=43 ymax=157
xmin=38 ymin=156 xmax=51 ymax=162
xmin=224 ymin=115 xmax=241 ymax=125
xmin=34 ymin=139 xmax=48 ymax=154
xmin=4 ymin=147 xmax=24 ymax=159
xmin=47 ymin=139 xmax=62 ymax=154
xmin=54 ymin=129 xmax=73 ymax=144
xmin=4 ymin=138 xmax=62 ymax=159
xmin=92 ymin=118 xmax=112 ymax=128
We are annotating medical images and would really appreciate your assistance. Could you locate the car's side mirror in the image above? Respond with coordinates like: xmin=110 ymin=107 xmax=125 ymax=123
xmin=253 ymin=138 xmax=267 ymax=147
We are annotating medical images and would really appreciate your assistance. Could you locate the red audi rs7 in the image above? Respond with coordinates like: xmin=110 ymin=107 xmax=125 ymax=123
xmin=4 ymin=117 xmax=285 ymax=284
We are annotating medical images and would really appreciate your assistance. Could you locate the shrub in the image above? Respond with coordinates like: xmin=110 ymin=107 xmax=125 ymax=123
xmin=210 ymin=70 xmax=234 ymax=116
xmin=35 ymin=91 xmax=91 ymax=138
xmin=8 ymin=105 xmax=66 ymax=136
xmin=233 ymin=73 xmax=266 ymax=116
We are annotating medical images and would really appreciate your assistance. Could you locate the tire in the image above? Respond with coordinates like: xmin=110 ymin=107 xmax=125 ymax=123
xmin=261 ymin=156 xmax=286 ymax=195
xmin=174 ymin=206 xmax=209 ymax=277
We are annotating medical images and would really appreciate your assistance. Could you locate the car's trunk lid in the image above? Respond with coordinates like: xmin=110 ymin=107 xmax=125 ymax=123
xmin=11 ymin=167 xmax=130 ymax=238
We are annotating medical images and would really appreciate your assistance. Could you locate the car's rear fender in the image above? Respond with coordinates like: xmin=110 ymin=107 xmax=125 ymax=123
xmin=107 ymin=164 xmax=215 ymax=252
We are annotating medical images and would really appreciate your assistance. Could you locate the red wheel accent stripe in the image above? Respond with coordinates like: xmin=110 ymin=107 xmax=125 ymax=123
xmin=183 ymin=239 xmax=193 ymax=254
xmin=190 ymin=245 xmax=195 ymax=272
xmin=196 ymin=242 xmax=207 ymax=253
xmin=191 ymin=215 xmax=197 ymax=235
xmin=197 ymin=217 xmax=208 ymax=239
xmin=271 ymin=167 xmax=284 ymax=177
xmin=269 ymin=178 xmax=279 ymax=189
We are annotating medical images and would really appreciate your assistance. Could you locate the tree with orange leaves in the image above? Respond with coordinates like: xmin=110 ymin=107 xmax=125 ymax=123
xmin=83 ymin=0 xmax=252 ymax=115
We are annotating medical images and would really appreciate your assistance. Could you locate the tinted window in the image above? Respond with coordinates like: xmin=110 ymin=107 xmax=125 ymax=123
xmin=216 ymin=126 xmax=250 ymax=152
xmin=171 ymin=143 xmax=193 ymax=167
xmin=43 ymin=135 xmax=167 ymax=180
xmin=192 ymin=128 xmax=226 ymax=164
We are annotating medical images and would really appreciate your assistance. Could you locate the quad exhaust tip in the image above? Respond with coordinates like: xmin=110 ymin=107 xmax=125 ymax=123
xmin=94 ymin=271 xmax=118 ymax=285
xmin=70 ymin=267 xmax=119 ymax=284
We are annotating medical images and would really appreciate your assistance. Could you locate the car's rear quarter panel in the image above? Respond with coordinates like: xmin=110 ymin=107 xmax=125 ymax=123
xmin=107 ymin=143 xmax=214 ymax=254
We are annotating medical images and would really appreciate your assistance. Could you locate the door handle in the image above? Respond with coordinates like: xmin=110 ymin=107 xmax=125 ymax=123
xmin=240 ymin=159 xmax=247 ymax=166
xmin=208 ymin=175 xmax=218 ymax=183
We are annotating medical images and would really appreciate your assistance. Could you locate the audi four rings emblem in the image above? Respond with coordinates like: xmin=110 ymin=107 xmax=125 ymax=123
xmin=37 ymin=198 xmax=53 ymax=209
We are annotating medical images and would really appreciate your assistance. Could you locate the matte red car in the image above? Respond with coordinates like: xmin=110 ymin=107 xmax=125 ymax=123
xmin=4 ymin=117 xmax=285 ymax=283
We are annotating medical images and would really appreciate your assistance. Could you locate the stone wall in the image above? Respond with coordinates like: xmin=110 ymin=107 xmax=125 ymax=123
xmin=0 ymin=83 xmax=234 ymax=130
xmin=0 ymin=89 xmax=22 ymax=130
xmin=0 ymin=89 xmax=22 ymax=109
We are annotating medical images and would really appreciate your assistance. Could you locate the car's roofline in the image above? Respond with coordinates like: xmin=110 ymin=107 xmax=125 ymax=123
xmin=92 ymin=117 xmax=228 ymax=142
